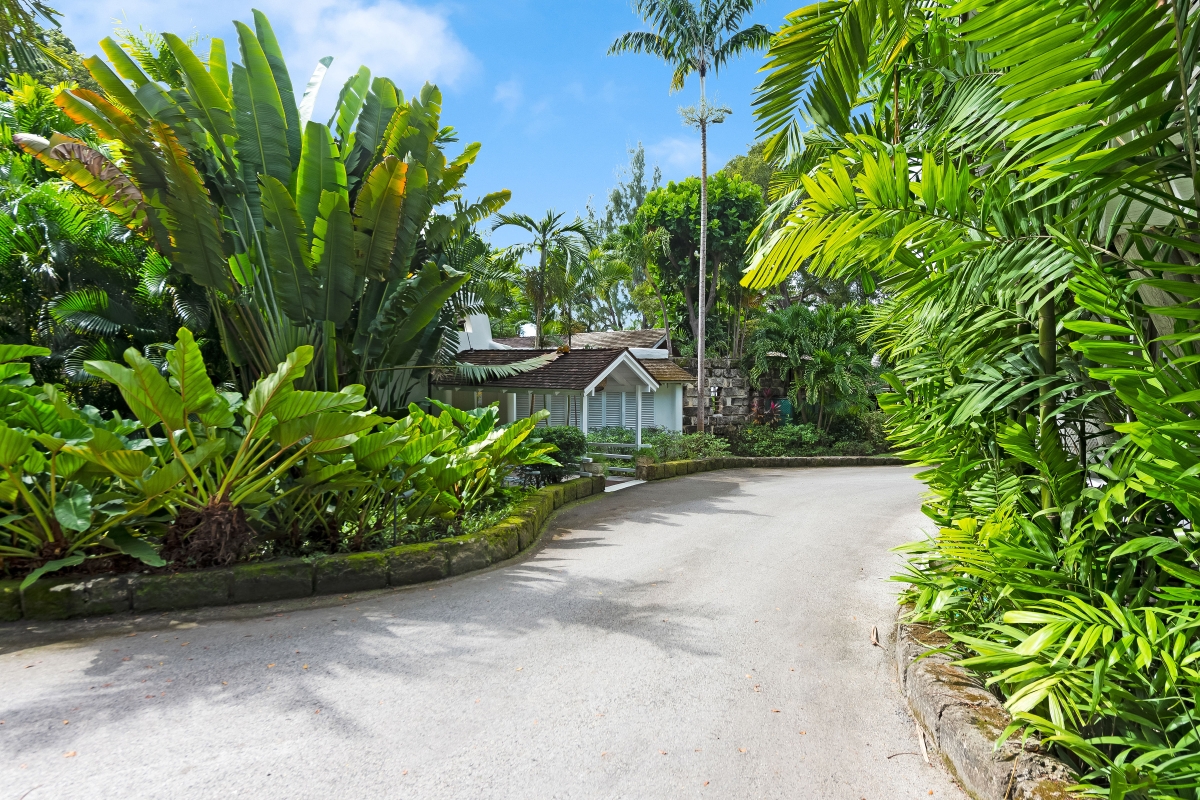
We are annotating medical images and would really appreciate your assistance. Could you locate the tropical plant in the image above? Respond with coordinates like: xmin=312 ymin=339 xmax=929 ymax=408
xmin=0 ymin=342 xmax=170 ymax=588
xmin=744 ymin=303 xmax=875 ymax=431
xmin=530 ymin=425 xmax=586 ymax=484
xmin=0 ymin=0 xmax=60 ymax=77
xmin=15 ymin=13 xmax=510 ymax=413
xmin=493 ymin=210 xmax=594 ymax=347
xmin=635 ymin=172 xmax=764 ymax=355
xmin=642 ymin=429 xmax=730 ymax=461
xmin=743 ymin=0 xmax=1200 ymax=795
xmin=610 ymin=215 xmax=673 ymax=349
xmin=610 ymin=0 xmax=770 ymax=431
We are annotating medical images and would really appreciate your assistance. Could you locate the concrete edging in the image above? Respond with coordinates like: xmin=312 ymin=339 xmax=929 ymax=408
xmin=895 ymin=611 xmax=1081 ymax=800
xmin=0 ymin=476 xmax=606 ymax=623
xmin=635 ymin=455 xmax=904 ymax=480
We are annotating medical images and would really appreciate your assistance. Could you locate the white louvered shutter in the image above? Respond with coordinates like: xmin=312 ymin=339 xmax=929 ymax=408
xmin=641 ymin=390 xmax=655 ymax=428
xmin=587 ymin=394 xmax=602 ymax=432
xmin=550 ymin=395 xmax=568 ymax=426
xmin=604 ymin=392 xmax=621 ymax=428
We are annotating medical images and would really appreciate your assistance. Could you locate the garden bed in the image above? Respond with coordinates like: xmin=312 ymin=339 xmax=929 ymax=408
xmin=635 ymin=455 xmax=904 ymax=480
xmin=0 ymin=476 xmax=605 ymax=622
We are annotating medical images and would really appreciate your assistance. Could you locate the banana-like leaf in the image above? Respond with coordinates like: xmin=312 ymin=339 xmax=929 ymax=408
xmin=345 ymin=76 xmax=399 ymax=185
xmin=253 ymin=10 xmax=302 ymax=172
xmin=165 ymin=327 xmax=219 ymax=416
xmin=296 ymin=121 xmax=346 ymax=238
xmin=149 ymin=121 xmax=232 ymax=292
xmin=0 ymin=345 xmax=50 ymax=362
xmin=163 ymin=33 xmax=235 ymax=141
xmin=329 ymin=66 xmax=370 ymax=144
xmin=352 ymin=155 xmax=408 ymax=280
xmin=99 ymin=36 xmax=152 ymax=88
xmin=244 ymin=345 xmax=314 ymax=417
xmin=299 ymin=56 xmax=333 ymax=126
xmin=310 ymin=190 xmax=357 ymax=325
xmin=86 ymin=348 xmax=186 ymax=431
xmin=260 ymin=175 xmax=315 ymax=324
xmin=271 ymin=386 xmax=367 ymax=422
xmin=232 ymin=19 xmax=291 ymax=226
xmin=15 ymin=134 xmax=155 ymax=237
xmin=208 ymin=38 xmax=230 ymax=98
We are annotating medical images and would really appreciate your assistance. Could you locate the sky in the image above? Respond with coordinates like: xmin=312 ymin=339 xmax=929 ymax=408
xmin=51 ymin=0 xmax=798 ymax=248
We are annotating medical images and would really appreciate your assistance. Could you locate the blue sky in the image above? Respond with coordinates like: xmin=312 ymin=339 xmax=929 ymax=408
xmin=52 ymin=1 xmax=796 ymax=247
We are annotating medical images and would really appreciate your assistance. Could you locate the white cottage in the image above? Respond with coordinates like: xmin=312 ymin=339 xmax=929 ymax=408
xmin=431 ymin=315 xmax=694 ymax=442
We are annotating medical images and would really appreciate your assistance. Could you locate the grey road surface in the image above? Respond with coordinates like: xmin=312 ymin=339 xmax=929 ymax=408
xmin=1 ymin=467 xmax=965 ymax=800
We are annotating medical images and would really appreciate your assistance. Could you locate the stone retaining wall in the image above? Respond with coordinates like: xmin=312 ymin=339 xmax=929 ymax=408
xmin=895 ymin=612 xmax=1080 ymax=800
xmin=635 ymin=455 xmax=905 ymax=480
xmin=0 ymin=476 xmax=606 ymax=623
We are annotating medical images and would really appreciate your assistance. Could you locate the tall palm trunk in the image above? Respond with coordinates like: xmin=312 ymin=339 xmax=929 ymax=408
xmin=536 ymin=243 xmax=548 ymax=348
xmin=697 ymin=72 xmax=708 ymax=433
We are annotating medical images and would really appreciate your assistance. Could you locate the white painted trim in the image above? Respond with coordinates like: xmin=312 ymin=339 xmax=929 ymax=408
xmin=584 ymin=349 xmax=660 ymax=395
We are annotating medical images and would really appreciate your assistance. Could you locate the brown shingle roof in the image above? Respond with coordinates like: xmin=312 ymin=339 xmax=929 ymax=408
xmin=493 ymin=329 xmax=667 ymax=350
xmin=637 ymin=359 xmax=694 ymax=383
xmin=434 ymin=349 xmax=625 ymax=390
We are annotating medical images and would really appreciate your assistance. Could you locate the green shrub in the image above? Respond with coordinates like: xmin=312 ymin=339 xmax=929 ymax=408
xmin=0 ymin=330 xmax=559 ymax=585
xmin=531 ymin=426 xmax=587 ymax=483
xmin=586 ymin=426 xmax=638 ymax=443
xmin=729 ymin=423 xmax=822 ymax=457
xmin=643 ymin=431 xmax=730 ymax=462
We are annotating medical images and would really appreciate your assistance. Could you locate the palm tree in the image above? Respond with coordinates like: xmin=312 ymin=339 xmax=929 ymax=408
xmin=493 ymin=211 xmax=593 ymax=347
xmin=587 ymin=247 xmax=633 ymax=330
xmin=547 ymin=247 xmax=597 ymax=348
xmin=610 ymin=0 xmax=769 ymax=431
xmin=612 ymin=217 xmax=673 ymax=353
xmin=745 ymin=303 xmax=873 ymax=431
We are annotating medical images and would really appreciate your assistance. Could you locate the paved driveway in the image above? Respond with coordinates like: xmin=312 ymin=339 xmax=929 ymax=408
xmin=1 ymin=467 xmax=965 ymax=799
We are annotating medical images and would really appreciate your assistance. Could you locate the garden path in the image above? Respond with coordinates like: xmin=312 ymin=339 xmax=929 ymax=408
xmin=1 ymin=467 xmax=966 ymax=799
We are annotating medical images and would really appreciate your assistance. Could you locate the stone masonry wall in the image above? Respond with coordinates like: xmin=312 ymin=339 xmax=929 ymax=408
xmin=674 ymin=357 xmax=784 ymax=435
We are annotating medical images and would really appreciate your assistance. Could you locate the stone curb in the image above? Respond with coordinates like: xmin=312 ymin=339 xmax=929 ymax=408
xmin=635 ymin=455 xmax=905 ymax=480
xmin=894 ymin=610 xmax=1080 ymax=800
xmin=1 ymin=476 xmax=606 ymax=622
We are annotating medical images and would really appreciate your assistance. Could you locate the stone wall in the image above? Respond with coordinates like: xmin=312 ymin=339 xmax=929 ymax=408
xmin=674 ymin=357 xmax=783 ymax=435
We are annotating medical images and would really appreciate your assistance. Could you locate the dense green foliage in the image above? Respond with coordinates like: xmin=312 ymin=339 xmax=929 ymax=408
xmin=639 ymin=430 xmax=730 ymax=462
xmin=531 ymin=425 xmax=587 ymax=483
xmin=744 ymin=302 xmax=877 ymax=431
xmin=0 ymin=331 xmax=558 ymax=585
xmin=17 ymin=14 xmax=515 ymax=412
xmin=748 ymin=0 xmax=1200 ymax=795
xmin=636 ymin=172 xmax=764 ymax=356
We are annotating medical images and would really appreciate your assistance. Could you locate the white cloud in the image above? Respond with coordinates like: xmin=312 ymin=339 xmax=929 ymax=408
xmin=493 ymin=78 xmax=523 ymax=112
xmin=57 ymin=0 xmax=474 ymax=119
xmin=648 ymin=136 xmax=700 ymax=173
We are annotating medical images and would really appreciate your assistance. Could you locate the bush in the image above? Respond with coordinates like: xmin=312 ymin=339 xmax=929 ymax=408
xmin=828 ymin=410 xmax=890 ymax=453
xmin=642 ymin=431 xmax=730 ymax=462
xmin=586 ymin=426 xmax=638 ymax=444
xmin=0 ymin=330 xmax=560 ymax=586
xmin=729 ymin=423 xmax=822 ymax=457
xmin=532 ymin=426 xmax=587 ymax=483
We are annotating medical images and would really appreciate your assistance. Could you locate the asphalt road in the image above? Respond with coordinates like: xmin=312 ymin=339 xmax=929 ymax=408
xmin=1 ymin=467 xmax=966 ymax=799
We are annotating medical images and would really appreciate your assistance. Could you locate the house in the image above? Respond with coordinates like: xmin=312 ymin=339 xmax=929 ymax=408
xmin=432 ymin=316 xmax=693 ymax=441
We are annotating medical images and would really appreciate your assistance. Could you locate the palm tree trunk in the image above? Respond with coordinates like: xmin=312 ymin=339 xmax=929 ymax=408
xmin=697 ymin=73 xmax=708 ymax=434
xmin=536 ymin=244 xmax=547 ymax=348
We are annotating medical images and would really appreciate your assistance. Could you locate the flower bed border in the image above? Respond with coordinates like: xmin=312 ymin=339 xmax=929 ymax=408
xmin=0 ymin=476 xmax=606 ymax=622
xmin=635 ymin=454 xmax=904 ymax=480
xmin=895 ymin=610 xmax=1080 ymax=800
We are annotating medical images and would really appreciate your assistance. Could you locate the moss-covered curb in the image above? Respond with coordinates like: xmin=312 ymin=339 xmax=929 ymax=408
xmin=895 ymin=610 xmax=1081 ymax=800
xmin=635 ymin=455 xmax=904 ymax=480
xmin=7 ymin=476 xmax=605 ymax=622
